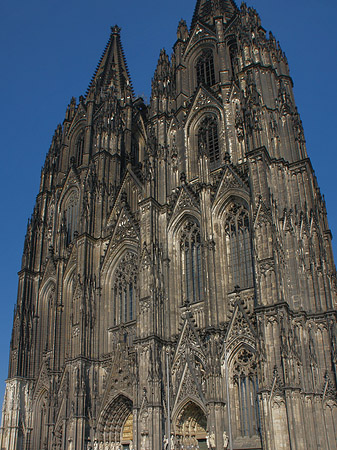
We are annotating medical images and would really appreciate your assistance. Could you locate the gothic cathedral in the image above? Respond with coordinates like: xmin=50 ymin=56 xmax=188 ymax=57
xmin=1 ymin=1 xmax=336 ymax=449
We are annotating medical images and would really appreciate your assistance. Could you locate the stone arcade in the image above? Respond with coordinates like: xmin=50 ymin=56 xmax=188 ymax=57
xmin=1 ymin=0 xmax=337 ymax=449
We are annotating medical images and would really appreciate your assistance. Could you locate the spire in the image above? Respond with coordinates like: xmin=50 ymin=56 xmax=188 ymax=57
xmin=191 ymin=0 xmax=238 ymax=29
xmin=86 ymin=25 xmax=133 ymax=100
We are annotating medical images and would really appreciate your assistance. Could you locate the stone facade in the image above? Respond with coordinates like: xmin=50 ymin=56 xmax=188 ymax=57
xmin=1 ymin=1 xmax=337 ymax=449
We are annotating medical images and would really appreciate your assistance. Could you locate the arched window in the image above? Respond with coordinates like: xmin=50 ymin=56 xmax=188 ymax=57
xmin=224 ymin=202 xmax=253 ymax=290
xmin=113 ymin=252 xmax=137 ymax=326
xmin=198 ymin=117 xmax=220 ymax=169
xmin=64 ymin=190 xmax=79 ymax=245
xmin=40 ymin=284 xmax=56 ymax=355
xmin=76 ymin=132 xmax=84 ymax=167
xmin=180 ymin=221 xmax=203 ymax=304
xmin=196 ymin=49 xmax=215 ymax=87
xmin=231 ymin=347 xmax=260 ymax=438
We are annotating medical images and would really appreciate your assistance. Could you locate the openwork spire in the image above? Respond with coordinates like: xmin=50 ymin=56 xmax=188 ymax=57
xmin=191 ymin=0 xmax=238 ymax=28
xmin=86 ymin=25 xmax=133 ymax=100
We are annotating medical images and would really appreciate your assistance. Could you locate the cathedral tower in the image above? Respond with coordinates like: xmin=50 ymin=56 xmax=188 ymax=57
xmin=1 ymin=1 xmax=336 ymax=449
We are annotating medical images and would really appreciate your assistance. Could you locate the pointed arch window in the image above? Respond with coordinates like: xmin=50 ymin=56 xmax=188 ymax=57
xmin=76 ymin=132 xmax=85 ymax=167
xmin=40 ymin=284 xmax=56 ymax=354
xmin=224 ymin=202 xmax=253 ymax=290
xmin=64 ymin=190 xmax=79 ymax=245
xmin=198 ymin=116 xmax=220 ymax=169
xmin=196 ymin=49 xmax=215 ymax=87
xmin=113 ymin=252 xmax=137 ymax=326
xmin=231 ymin=347 xmax=260 ymax=438
xmin=180 ymin=221 xmax=203 ymax=304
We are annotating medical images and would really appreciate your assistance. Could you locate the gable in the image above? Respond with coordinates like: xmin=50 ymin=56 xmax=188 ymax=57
xmin=184 ymin=22 xmax=217 ymax=59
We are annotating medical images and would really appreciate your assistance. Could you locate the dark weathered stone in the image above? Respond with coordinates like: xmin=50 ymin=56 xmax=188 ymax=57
xmin=1 ymin=1 xmax=336 ymax=449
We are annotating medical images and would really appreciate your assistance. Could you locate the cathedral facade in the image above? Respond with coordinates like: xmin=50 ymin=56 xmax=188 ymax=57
xmin=1 ymin=1 xmax=337 ymax=449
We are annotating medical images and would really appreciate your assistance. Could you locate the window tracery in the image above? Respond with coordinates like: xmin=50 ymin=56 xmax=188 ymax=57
xmin=224 ymin=202 xmax=253 ymax=290
xmin=196 ymin=49 xmax=215 ymax=87
xmin=232 ymin=347 xmax=260 ymax=438
xmin=180 ymin=221 xmax=203 ymax=304
xmin=198 ymin=116 xmax=220 ymax=169
xmin=113 ymin=252 xmax=138 ymax=326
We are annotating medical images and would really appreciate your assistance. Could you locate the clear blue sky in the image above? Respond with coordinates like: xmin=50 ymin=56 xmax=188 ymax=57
xmin=0 ymin=0 xmax=336 ymax=405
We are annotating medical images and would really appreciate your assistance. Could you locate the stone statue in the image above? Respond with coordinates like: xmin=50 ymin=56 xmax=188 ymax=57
xmin=163 ymin=435 xmax=169 ymax=450
xmin=170 ymin=434 xmax=175 ymax=450
xmin=206 ymin=432 xmax=215 ymax=449
xmin=129 ymin=440 xmax=134 ymax=450
xmin=223 ymin=431 xmax=229 ymax=449
xmin=209 ymin=432 xmax=216 ymax=449
xmin=93 ymin=440 xmax=99 ymax=450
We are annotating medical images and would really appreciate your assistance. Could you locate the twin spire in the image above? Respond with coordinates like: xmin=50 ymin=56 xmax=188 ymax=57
xmin=87 ymin=0 xmax=238 ymax=101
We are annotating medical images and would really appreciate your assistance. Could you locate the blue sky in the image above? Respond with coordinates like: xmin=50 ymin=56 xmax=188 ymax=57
xmin=0 ymin=0 xmax=336 ymax=405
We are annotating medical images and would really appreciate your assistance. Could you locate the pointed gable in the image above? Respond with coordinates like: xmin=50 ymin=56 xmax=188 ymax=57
xmin=107 ymin=168 xmax=143 ymax=228
xmin=171 ymin=314 xmax=207 ymax=409
xmin=59 ymin=166 xmax=81 ymax=206
xmin=189 ymin=85 xmax=222 ymax=116
xmin=212 ymin=164 xmax=249 ymax=210
xmin=173 ymin=314 xmax=205 ymax=365
xmin=183 ymin=21 xmax=216 ymax=58
xmin=169 ymin=184 xmax=200 ymax=224
xmin=225 ymin=299 xmax=256 ymax=354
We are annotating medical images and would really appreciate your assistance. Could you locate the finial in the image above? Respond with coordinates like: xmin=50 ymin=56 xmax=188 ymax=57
xmin=111 ymin=25 xmax=121 ymax=35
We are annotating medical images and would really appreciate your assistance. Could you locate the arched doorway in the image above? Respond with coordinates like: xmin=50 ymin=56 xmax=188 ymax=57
xmin=98 ymin=395 xmax=133 ymax=449
xmin=174 ymin=401 xmax=207 ymax=450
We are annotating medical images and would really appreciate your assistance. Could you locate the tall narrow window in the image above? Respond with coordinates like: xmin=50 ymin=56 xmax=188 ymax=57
xmin=64 ymin=190 xmax=79 ymax=245
xmin=180 ymin=221 xmax=203 ymax=304
xmin=76 ymin=132 xmax=85 ymax=167
xmin=196 ymin=49 xmax=215 ymax=87
xmin=113 ymin=252 xmax=137 ymax=326
xmin=198 ymin=117 xmax=220 ymax=169
xmin=224 ymin=202 xmax=253 ymax=290
xmin=232 ymin=348 xmax=260 ymax=438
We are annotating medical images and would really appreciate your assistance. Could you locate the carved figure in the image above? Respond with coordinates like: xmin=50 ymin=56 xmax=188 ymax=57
xmin=170 ymin=434 xmax=176 ymax=450
xmin=223 ymin=431 xmax=229 ymax=449
xmin=206 ymin=432 xmax=215 ymax=449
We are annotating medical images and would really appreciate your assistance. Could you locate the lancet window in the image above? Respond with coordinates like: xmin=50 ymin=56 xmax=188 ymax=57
xmin=198 ymin=117 xmax=220 ymax=169
xmin=76 ymin=132 xmax=84 ymax=167
xmin=180 ymin=221 xmax=203 ymax=304
xmin=64 ymin=190 xmax=79 ymax=245
xmin=196 ymin=49 xmax=215 ymax=87
xmin=113 ymin=252 xmax=137 ymax=326
xmin=231 ymin=347 xmax=260 ymax=438
xmin=224 ymin=202 xmax=253 ymax=290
